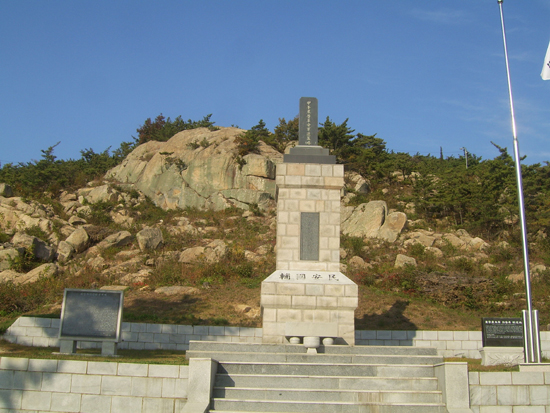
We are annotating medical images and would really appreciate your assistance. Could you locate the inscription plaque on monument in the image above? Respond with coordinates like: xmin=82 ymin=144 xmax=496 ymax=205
xmin=482 ymin=317 xmax=523 ymax=347
xmin=299 ymin=97 xmax=318 ymax=146
xmin=300 ymin=212 xmax=319 ymax=261
xmin=276 ymin=270 xmax=341 ymax=282
xmin=59 ymin=289 xmax=124 ymax=342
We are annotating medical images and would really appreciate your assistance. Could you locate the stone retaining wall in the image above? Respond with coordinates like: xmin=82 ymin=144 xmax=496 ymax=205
xmin=4 ymin=316 xmax=550 ymax=359
xmin=4 ymin=317 xmax=262 ymax=351
xmin=0 ymin=356 xmax=188 ymax=412
xmin=469 ymin=371 xmax=550 ymax=412
xmin=2 ymin=318 xmax=550 ymax=412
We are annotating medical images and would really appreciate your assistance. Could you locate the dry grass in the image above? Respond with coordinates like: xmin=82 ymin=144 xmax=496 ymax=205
xmin=355 ymin=287 xmax=482 ymax=331
xmin=0 ymin=339 xmax=188 ymax=365
xmin=444 ymin=357 xmax=520 ymax=372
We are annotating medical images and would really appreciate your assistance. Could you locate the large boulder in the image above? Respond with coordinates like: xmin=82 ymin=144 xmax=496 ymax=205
xmin=56 ymin=241 xmax=75 ymax=263
xmin=136 ymin=227 xmax=164 ymax=251
xmin=438 ymin=233 xmax=467 ymax=249
xmin=0 ymin=248 xmax=20 ymax=271
xmin=345 ymin=172 xmax=369 ymax=194
xmin=348 ymin=256 xmax=371 ymax=270
xmin=14 ymin=263 xmax=58 ymax=284
xmin=179 ymin=246 xmax=205 ymax=263
xmin=178 ymin=240 xmax=227 ymax=264
xmin=96 ymin=231 xmax=134 ymax=250
xmin=204 ymin=240 xmax=227 ymax=262
xmin=395 ymin=254 xmax=417 ymax=268
xmin=404 ymin=231 xmax=436 ymax=248
xmin=378 ymin=211 xmax=407 ymax=242
xmin=341 ymin=201 xmax=387 ymax=238
xmin=0 ymin=269 xmax=20 ymax=283
xmin=106 ymin=127 xmax=282 ymax=211
xmin=77 ymin=184 xmax=119 ymax=204
xmin=341 ymin=201 xmax=407 ymax=242
xmin=0 ymin=197 xmax=53 ymax=235
xmin=68 ymin=215 xmax=87 ymax=226
xmin=11 ymin=233 xmax=55 ymax=262
xmin=65 ymin=227 xmax=89 ymax=253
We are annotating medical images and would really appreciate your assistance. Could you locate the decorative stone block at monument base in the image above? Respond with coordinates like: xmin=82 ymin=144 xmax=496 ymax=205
xmin=261 ymin=270 xmax=358 ymax=345
xmin=480 ymin=346 xmax=524 ymax=366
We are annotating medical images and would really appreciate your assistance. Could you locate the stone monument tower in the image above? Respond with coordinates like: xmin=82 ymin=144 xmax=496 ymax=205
xmin=261 ymin=97 xmax=358 ymax=346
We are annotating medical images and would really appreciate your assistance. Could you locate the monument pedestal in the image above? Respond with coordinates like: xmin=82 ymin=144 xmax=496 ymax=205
xmin=261 ymin=98 xmax=358 ymax=345
xmin=480 ymin=346 xmax=524 ymax=366
xmin=261 ymin=151 xmax=358 ymax=345
xmin=261 ymin=270 xmax=357 ymax=345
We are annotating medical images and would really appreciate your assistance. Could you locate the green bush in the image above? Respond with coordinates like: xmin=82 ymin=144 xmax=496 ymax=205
xmin=408 ymin=243 xmax=426 ymax=259
xmin=135 ymin=114 xmax=215 ymax=145
xmin=341 ymin=235 xmax=365 ymax=258
xmin=23 ymin=225 xmax=49 ymax=241
xmin=263 ymin=116 xmax=298 ymax=153
xmin=0 ymin=231 xmax=11 ymax=243
xmin=0 ymin=276 xmax=64 ymax=316
xmin=0 ymin=143 xmax=128 ymax=197
xmin=234 ymin=120 xmax=270 ymax=157
xmin=85 ymin=201 xmax=116 ymax=226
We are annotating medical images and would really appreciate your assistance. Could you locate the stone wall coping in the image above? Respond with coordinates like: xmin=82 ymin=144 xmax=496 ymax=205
xmin=0 ymin=356 xmax=190 ymax=378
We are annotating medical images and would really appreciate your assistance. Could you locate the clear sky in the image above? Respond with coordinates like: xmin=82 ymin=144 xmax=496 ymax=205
xmin=1 ymin=0 xmax=549 ymax=166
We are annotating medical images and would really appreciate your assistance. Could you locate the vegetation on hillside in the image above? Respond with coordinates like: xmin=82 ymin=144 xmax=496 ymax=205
xmin=134 ymin=113 xmax=217 ymax=145
xmin=2 ymin=112 xmax=550 ymax=240
xmin=237 ymin=116 xmax=550 ymax=242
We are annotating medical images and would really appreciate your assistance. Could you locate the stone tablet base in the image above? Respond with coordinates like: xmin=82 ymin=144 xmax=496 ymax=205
xmin=59 ymin=339 xmax=118 ymax=356
xmin=261 ymin=270 xmax=358 ymax=345
xmin=480 ymin=346 xmax=524 ymax=366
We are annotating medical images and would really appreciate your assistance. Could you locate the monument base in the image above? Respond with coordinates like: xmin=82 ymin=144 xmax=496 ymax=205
xmin=480 ymin=346 xmax=524 ymax=366
xmin=283 ymin=145 xmax=336 ymax=164
xmin=261 ymin=270 xmax=358 ymax=345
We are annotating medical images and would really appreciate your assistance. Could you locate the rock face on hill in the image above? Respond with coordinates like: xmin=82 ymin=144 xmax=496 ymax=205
xmin=341 ymin=200 xmax=407 ymax=242
xmin=107 ymin=127 xmax=283 ymax=211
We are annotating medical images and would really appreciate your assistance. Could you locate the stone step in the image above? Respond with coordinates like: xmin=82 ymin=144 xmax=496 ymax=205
xmin=213 ymin=387 xmax=443 ymax=404
xmin=186 ymin=350 xmax=442 ymax=365
xmin=187 ymin=340 xmax=439 ymax=356
xmin=217 ymin=361 xmax=437 ymax=378
xmin=215 ymin=374 xmax=440 ymax=391
xmin=210 ymin=398 xmax=448 ymax=413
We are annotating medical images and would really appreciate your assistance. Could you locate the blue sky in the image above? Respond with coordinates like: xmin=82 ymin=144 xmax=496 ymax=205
xmin=1 ymin=0 xmax=549 ymax=166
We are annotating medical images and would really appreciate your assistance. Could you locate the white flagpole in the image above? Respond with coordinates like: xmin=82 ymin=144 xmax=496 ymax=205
xmin=497 ymin=0 xmax=540 ymax=363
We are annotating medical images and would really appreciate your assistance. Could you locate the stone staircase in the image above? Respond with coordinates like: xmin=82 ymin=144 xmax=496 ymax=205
xmin=186 ymin=341 xmax=449 ymax=413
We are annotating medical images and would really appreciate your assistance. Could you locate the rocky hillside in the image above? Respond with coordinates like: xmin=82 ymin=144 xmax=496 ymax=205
xmin=0 ymin=127 xmax=548 ymax=329
xmin=107 ymin=127 xmax=281 ymax=211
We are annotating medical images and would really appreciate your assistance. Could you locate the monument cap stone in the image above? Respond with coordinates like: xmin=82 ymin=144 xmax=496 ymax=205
xmin=284 ymin=97 xmax=335 ymax=164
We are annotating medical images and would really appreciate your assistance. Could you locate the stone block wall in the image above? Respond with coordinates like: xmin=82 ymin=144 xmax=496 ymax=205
xmin=5 ymin=316 xmax=550 ymax=360
xmin=356 ymin=330 xmax=485 ymax=359
xmin=275 ymin=163 xmax=344 ymax=272
xmin=469 ymin=371 xmax=550 ymax=412
xmin=0 ymin=356 xmax=188 ymax=412
xmin=4 ymin=317 xmax=261 ymax=351
xmin=261 ymin=273 xmax=358 ymax=345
